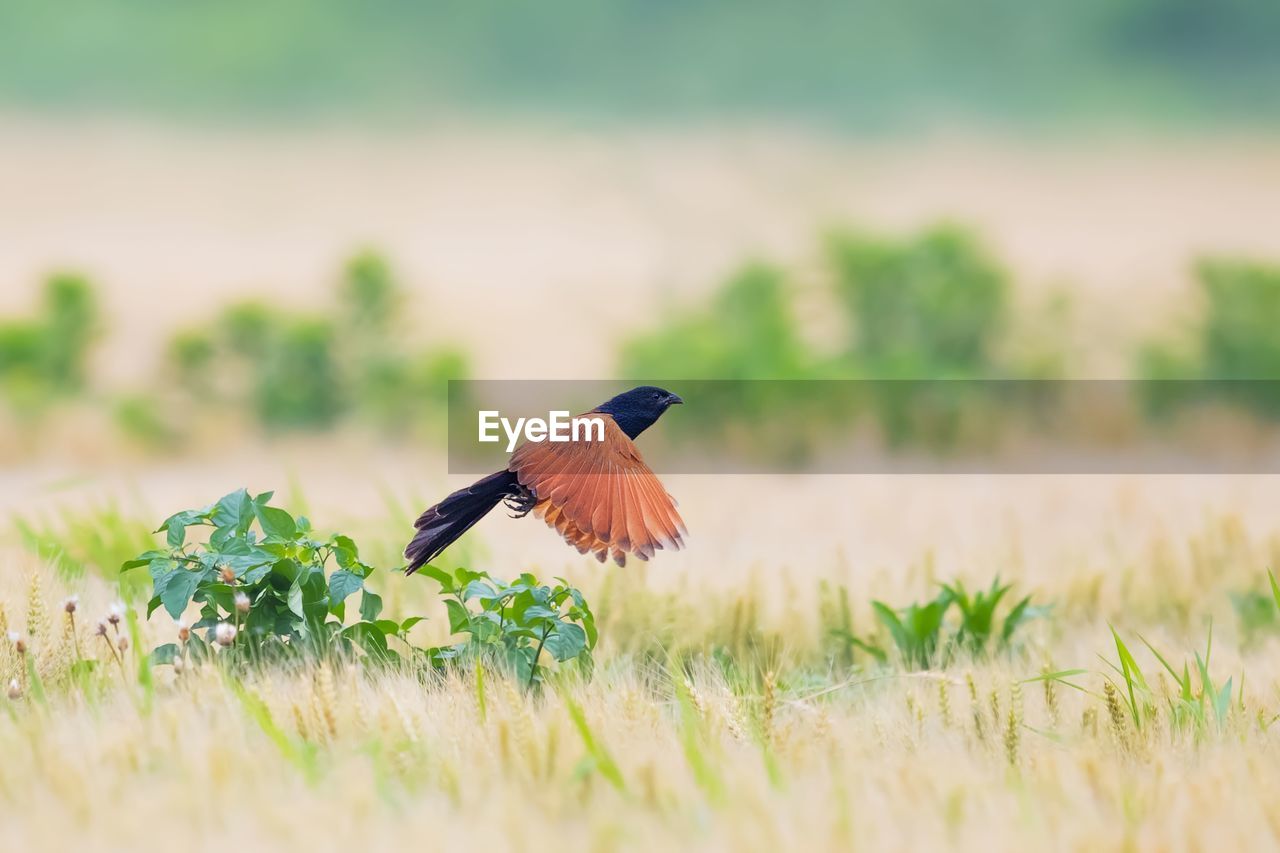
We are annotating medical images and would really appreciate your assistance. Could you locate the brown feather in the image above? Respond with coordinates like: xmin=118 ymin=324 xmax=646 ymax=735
xmin=509 ymin=413 xmax=685 ymax=565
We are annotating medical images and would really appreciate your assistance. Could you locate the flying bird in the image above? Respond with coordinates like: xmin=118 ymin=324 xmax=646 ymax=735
xmin=405 ymin=386 xmax=686 ymax=571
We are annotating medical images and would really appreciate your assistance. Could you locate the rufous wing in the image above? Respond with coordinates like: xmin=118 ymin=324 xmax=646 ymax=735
xmin=508 ymin=413 xmax=686 ymax=566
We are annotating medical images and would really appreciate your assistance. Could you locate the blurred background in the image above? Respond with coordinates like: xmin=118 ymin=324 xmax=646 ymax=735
xmin=3 ymin=1 xmax=1280 ymax=586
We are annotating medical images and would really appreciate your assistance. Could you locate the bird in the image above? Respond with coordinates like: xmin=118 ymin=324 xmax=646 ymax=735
xmin=404 ymin=386 xmax=686 ymax=572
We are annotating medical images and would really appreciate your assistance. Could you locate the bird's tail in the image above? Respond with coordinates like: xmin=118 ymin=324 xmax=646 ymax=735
xmin=404 ymin=470 xmax=519 ymax=574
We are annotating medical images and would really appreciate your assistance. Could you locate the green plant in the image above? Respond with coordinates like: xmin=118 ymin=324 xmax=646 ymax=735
xmin=864 ymin=579 xmax=1039 ymax=669
xmin=0 ymin=272 xmax=99 ymax=400
xmin=943 ymin=578 xmax=1034 ymax=655
xmin=1140 ymin=258 xmax=1280 ymax=419
xmin=121 ymin=489 xmax=598 ymax=688
xmin=870 ymin=589 xmax=952 ymax=669
xmin=1103 ymin=623 xmax=1240 ymax=736
xmin=163 ymin=251 xmax=468 ymax=436
xmin=829 ymin=225 xmax=1008 ymax=377
xmin=413 ymin=564 xmax=597 ymax=689
xmin=123 ymin=488 xmax=414 ymax=666
xmin=251 ymin=317 xmax=344 ymax=429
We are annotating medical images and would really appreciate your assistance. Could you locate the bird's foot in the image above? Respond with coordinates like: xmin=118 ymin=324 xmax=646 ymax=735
xmin=504 ymin=485 xmax=536 ymax=518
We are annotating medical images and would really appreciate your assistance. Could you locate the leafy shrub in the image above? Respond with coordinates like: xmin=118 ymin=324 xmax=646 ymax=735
xmin=413 ymin=565 xmax=597 ymax=688
xmin=620 ymin=226 xmax=1017 ymax=458
xmin=618 ymin=264 xmax=828 ymax=461
xmin=252 ymin=318 xmax=344 ymax=429
xmin=0 ymin=273 xmax=98 ymax=398
xmin=123 ymin=489 xmax=596 ymax=685
xmin=1200 ymin=260 xmax=1280 ymax=383
xmin=124 ymin=488 xmax=401 ymax=666
xmin=162 ymin=251 xmax=468 ymax=435
xmin=829 ymin=225 xmax=1009 ymax=377
xmin=620 ymin=264 xmax=812 ymax=382
xmin=1140 ymin=258 xmax=1280 ymax=418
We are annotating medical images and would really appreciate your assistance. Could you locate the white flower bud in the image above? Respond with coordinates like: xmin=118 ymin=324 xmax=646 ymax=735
xmin=6 ymin=679 xmax=19 ymax=701
xmin=214 ymin=622 xmax=237 ymax=647
xmin=234 ymin=592 xmax=251 ymax=614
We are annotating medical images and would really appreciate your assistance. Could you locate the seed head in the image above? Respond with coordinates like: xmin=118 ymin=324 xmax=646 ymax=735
xmin=215 ymin=622 xmax=237 ymax=647
xmin=117 ymin=635 xmax=130 ymax=653
xmin=219 ymin=565 xmax=236 ymax=584
xmin=62 ymin=595 xmax=79 ymax=615
xmin=172 ymin=656 xmax=185 ymax=673
xmin=106 ymin=602 xmax=125 ymax=626
xmin=234 ymin=592 xmax=251 ymax=614
xmin=6 ymin=679 xmax=19 ymax=701
xmin=7 ymin=632 xmax=26 ymax=656
xmin=174 ymin=619 xmax=190 ymax=643
xmin=95 ymin=622 xmax=108 ymax=637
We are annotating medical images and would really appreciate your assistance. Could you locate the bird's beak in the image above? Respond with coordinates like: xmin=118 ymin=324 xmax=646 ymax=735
xmin=667 ymin=393 xmax=684 ymax=405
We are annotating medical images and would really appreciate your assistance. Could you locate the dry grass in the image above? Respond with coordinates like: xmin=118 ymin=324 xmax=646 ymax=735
xmin=3 ymin=491 xmax=1280 ymax=853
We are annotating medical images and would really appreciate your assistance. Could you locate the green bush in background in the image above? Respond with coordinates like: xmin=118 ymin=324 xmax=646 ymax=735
xmin=0 ymin=272 xmax=98 ymax=406
xmin=163 ymin=250 xmax=469 ymax=435
xmin=829 ymin=225 xmax=1008 ymax=378
xmin=620 ymin=225 xmax=1013 ymax=454
xmin=1140 ymin=258 xmax=1280 ymax=418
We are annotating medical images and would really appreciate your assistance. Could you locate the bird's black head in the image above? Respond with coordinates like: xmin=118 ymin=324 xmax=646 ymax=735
xmin=593 ymin=385 xmax=683 ymax=439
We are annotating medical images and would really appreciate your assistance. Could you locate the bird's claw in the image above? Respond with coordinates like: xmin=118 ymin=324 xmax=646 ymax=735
xmin=504 ymin=485 xmax=536 ymax=518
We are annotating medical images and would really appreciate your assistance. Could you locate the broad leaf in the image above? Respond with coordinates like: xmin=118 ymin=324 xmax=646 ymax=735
xmin=544 ymin=622 xmax=587 ymax=661
xmin=161 ymin=570 xmax=201 ymax=620
xmin=328 ymin=569 xmax=364 ymax=607
xmin=444 ymin=599 xmax=471 ymax=634
xmin=359 ymin=589 xmax=383 ymax=622
xmin=255 ymin=503 xmax=297 ymax=541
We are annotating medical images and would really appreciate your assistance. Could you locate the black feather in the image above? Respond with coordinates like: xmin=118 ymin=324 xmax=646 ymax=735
xmin=404 ymin=470 xmax=519 ymax=573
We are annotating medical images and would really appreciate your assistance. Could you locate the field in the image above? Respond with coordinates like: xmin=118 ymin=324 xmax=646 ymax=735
xmin=4 ymin=120 xmax=1280 ymax=852
xmin=3 ymin=471 xmax=1280 ymax=851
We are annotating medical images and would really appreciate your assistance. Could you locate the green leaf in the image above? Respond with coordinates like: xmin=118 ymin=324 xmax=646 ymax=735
xmin=523 ymin=605 xmax=559 ymax=622
xmin=373 ymin=619 xmax=401 ymax=636
xmin=544 ymin=622 xmax=587 ymax=661
xmin=122 ymin=550 xmax=167 ymax=572
xmin=157 ymin=510 xmax=205 ymax=548
xmin=254 ymin=503 xmax=297 ymax=542
xmin=462 ymin=579 xmax=498 ymax=601
xmin=160 ymin=570 xmax=201 ymax=620
xmin=211 ymin=488 xmax=254 ymax=534
xmin=444 ymin=599 xmax=471 ymax=634
xmin=359 ymin=589 xmax=383 ymax=622
xmin=151 ymin=643 xmax=180 ymax=665
xmin=564 ymin=695 xmax=626 ymax=793
xmin=416 ymin=564 xmax=455 ymax=593
xmin=331 ymin=534 xmax=359 ymax=569
xmin=1002 ymin=594 xmax=1034 ymax=644
xmin=328 ymin=569 xmax=364 ymax=608
xmin=287 ymin=578 xmax=305 ymax=619
xmin=400 ymin=616 xmax=425 ymax=633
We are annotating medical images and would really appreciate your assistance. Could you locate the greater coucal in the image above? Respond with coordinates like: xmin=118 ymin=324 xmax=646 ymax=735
xmin=405 ymin=386 xmax=686 ymax=571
